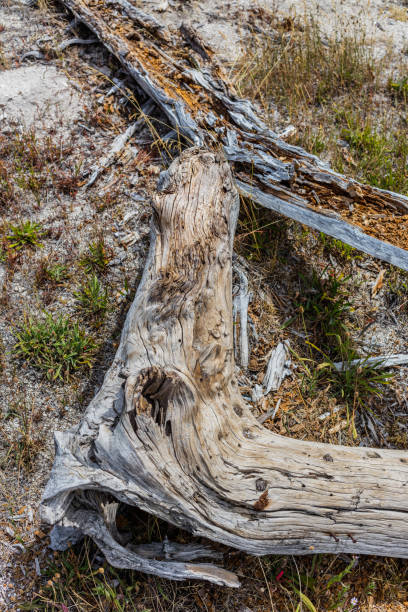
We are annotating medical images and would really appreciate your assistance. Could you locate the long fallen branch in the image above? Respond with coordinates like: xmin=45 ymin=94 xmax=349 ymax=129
xmin=42 ymin=150 xmax=408 ymax=586
xmin=58 ymin=0 xmax=408 ymax=269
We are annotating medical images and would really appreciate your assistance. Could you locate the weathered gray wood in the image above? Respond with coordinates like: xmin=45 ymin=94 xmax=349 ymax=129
xmin=236 ymin=180 xmax=408 ymax=271
xmin=333 ymin=353 xmax=408 ymax=371
xmin=232 ymin=265 xmax=250 ymax=369
xmin=263 ymin=341 xmax=291 ymax=394
xmin=58 ymin=0 xmax=408 ymax=270
xmin=42 ymin=150 xmax=408 ymax=586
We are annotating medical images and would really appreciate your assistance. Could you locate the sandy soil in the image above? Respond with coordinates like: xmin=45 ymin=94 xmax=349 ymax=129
xmin=143 ymin=0 xmax=408 ymax=62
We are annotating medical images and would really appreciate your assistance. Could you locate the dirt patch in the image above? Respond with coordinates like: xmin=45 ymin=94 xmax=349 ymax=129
xmin=0 ymin=65 xmax=83 ymax=129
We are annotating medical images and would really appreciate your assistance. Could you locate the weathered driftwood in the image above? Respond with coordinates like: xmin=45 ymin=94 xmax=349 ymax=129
xmin=58 ymin=0 xmax=408 ymax=269
xmin=333 ymin=353 xmax=408 ymax=372
xmin=263 ymin=341 xmax=291 ymax=394
xmin=232 ymin=265 xmax=250 ymax=369
xmin=42 ymin=150 xmax=408 ymax=586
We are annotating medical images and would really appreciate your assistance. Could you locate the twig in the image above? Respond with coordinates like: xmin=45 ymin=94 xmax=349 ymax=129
xmin=58 ymin=38 xmax=98 ymax=52
xmin=333 ymin=353 xmax=408 ymax=372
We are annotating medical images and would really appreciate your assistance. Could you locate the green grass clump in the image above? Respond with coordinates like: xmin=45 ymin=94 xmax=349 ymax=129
xmin=80 ymin=239 xmax=110 ymax=274
xmin=296 ymin=269 xmax=391 ymax=415
xmin=35 ymin=260 xmax=70 ymax=287
xmin=336 ymin=111 xmax=408 ymax=193
xmin=309 ymin=336 xmax=392 ymax=406
xmin=297 ymin=268 xmax=353 ymax=356
xmin=319 ymin=233 xmax=360 ymax=262
xmin=74 ymin=274 xmax=108 ymax=318
xmin=13 ymin=312 xmax=96 ymax=381
xmin=46 ymin=263 xmax=69 ymax=283
xmin=7 ymin=221 xmax=45 ymax=250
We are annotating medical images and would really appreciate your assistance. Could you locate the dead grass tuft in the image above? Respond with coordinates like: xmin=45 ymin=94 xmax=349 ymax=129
xmin=235 ymin=12 xmax=378 ymax=119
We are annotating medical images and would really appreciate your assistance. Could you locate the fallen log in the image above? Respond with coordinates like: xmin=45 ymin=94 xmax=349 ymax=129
xmin=58 ymin=0 xmax=408 ymax=269
xmin=41 ymin=150 xmax=408 ymax=586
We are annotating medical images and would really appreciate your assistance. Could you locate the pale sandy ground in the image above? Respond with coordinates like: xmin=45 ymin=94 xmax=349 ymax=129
xmin=143 ymin=0 xmax=408 ymax=62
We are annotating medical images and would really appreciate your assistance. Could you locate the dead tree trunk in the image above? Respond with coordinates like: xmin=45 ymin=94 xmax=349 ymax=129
xmin=41 ymin=149 xmax=408 ymax=586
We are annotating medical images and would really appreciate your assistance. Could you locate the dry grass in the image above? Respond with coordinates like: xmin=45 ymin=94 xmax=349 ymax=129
xmin=235 ymin=11 xmax=408 ymax=195
xmin=235 ymin=12 xmax=379 ymax=121
xmin=387 ymin=6 xmax=408 ymax=22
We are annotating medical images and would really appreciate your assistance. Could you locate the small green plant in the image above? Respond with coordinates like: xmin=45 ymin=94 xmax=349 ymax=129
xmin=7 ymin=221 xmax=45 ymax=250
xmin=13 ymin=312 xmax=96 ymax=381
xmin=80 ymin=239 xmax=110 ymax=273
xmin=388 ymin=75 xmax=408 ymax=101
xmin=46 ymin=263 xmax=69 ymax=283
xmin=319 ymin=233 xmax=360 ymax=262
xmin=35 ymin=260 xmax=69 ymax=287
xmin=309 ymin=337 xmax=392 ymax=407
xmin=295 ymin=269 xmax=391 ymax=423
xmin=74 ymin=274 xmax=109 ymax=318
xmin=297 ymin=268 xmax=353 ymax=356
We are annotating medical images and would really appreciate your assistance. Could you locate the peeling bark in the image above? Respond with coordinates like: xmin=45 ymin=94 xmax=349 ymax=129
xmin=42 ymin=150 xmax=408 ymax=586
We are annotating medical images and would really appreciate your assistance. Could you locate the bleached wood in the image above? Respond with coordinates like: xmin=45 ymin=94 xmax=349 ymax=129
xmin=42 ymin=150 xmax=408 ymax=587
xmin=333 ymin=353 xmax=408 ymax=371
xmin=85 ymin=100 xmax=155 ymax=188
xmin=233 ymin=266 xmax=250 ymax=368
xmin=263 ymin=341 xmax=291 ymax=394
